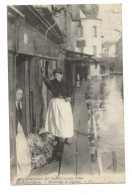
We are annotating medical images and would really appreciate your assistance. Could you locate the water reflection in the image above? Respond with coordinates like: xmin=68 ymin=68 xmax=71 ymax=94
xmin=85 ymin=75 xmax=125 ymax=174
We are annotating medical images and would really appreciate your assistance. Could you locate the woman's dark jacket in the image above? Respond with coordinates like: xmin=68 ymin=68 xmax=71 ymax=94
xmin=43 ymin=77 xmax=74 ymax=98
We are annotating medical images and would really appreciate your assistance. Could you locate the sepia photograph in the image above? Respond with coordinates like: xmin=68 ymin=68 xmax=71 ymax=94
xmin=7 ymin=3 xmax=125 ymax=185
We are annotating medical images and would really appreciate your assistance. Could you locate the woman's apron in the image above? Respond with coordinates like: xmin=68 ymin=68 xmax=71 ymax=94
xmin=44 ymin=98 xmax=74 ymax=138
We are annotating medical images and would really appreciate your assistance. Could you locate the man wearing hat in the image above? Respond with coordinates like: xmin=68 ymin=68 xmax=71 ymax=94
xmin=40 ymin=67 xmax=74 ymax=146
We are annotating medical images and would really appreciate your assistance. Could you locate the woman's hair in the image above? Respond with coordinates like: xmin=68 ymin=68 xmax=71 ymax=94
xmin=16 ymin=84 xmax=24 ymax=92
xmin=53 ymin=68 xmax=63 ymax=75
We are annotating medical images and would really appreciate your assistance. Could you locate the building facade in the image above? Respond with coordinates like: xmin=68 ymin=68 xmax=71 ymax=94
xmin=76 ymin=9 xmax=103 ymax=77
xmin=78 ymin=9 xmax=102 ymax=58
xmin=8 ymin=5 xmax=65 ymax=181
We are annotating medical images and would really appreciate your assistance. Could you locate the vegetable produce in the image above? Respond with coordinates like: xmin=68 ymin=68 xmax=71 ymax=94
xmin=26 ymin=133 xmax=57 ymax=169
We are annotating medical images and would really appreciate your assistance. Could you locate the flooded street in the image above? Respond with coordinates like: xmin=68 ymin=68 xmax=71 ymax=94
xmin=29 ymin=75 xmax=125 ymax=179
xmin=85 ymin=75 xmax=125 ymax=174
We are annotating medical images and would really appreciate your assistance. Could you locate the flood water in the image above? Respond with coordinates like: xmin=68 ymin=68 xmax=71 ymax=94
xmin=85 ymin=75 xmax=125 ymax=174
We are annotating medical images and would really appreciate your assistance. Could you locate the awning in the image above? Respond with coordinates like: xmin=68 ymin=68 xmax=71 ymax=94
xmin=64 ymin=49 xmax=93 ymax=62
xmin=94 ymin=57 xmax=106 ymax=63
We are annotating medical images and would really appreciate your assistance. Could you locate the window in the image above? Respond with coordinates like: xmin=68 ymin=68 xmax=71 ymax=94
xmin=93 ymin=46 xmax=97 ymax=56
xmin=93 ymin=26 xmax=97 ymax=37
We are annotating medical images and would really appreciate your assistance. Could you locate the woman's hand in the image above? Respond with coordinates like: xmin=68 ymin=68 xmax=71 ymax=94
xmin=65 ymin=97 xmax=71 ymax=102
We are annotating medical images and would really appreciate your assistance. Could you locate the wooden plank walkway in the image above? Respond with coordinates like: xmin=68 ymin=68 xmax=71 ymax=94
xmin=77 ymin=134 xmax=92 ymax=176
xmin=59 ymin=135 xmax=77 ymax=176
xmin=60 ymin=83 xmax=92 ymax=176
xmin=29 ymin=161 xmax=59 ymax=177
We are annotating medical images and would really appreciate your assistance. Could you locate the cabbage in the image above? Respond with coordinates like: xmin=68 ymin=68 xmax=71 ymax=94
xmin=26 ymin=133 xmax=58 ymax=169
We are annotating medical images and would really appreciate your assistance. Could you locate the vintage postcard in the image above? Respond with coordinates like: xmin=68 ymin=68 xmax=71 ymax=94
xmin=8 ymin=4 xmax=125 ymax=185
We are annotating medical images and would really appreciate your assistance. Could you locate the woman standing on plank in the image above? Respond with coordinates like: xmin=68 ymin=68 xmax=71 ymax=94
xmin=40 ymin=68 xmax=74 ymax=145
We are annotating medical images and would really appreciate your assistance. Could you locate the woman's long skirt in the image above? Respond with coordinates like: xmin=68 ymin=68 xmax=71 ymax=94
xmin=16 ymin=122 xmax=31 ymax=178
xmin=44 ymin=98 xmax=74 ymax=138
